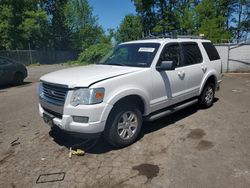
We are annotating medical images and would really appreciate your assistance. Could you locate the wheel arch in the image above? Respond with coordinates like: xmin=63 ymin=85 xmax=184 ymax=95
xmin=199 ymin=73 xmax=217 ymax=95
xmin=14 ymin=71 xmax=24 ymax=77
xmin=101 ymin=89 xmax=150 ymax=123
xmin=112 ymin=95 xmax=145 ymax=113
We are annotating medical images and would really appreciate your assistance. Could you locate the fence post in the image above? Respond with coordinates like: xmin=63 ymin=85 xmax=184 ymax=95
xmin=227 ymin=44 xmax=230 ymax=72
xmin=28 ymin=43 xmax=33 ymax=65
xmin=16 ymin=48 xmax=20 ymax=62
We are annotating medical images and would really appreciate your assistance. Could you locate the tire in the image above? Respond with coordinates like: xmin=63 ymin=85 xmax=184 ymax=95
xmin=199 ymin=82 xmax=215 ymax=108
xmin=13 ymin=72 xmax=24 ymax=85
xmin=104 ymin=104 xmax=142 ymax=148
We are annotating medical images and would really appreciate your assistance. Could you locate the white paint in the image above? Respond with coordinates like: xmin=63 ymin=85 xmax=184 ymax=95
xmin=138 ymin=47 xmax=155 ymax=52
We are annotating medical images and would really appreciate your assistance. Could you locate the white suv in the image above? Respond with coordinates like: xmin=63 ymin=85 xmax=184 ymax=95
xmin=38 ymin=37 xmax=222 ymax=147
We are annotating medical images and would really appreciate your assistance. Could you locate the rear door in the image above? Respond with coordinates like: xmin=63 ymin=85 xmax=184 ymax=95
xmin=202 ymin=42 xmax=222 ymax=80
xmin=180 ymin=42 xmax=205 ymax=97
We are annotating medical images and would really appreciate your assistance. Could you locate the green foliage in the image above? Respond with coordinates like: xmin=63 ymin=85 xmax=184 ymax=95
xmin=116 ymin=14 xmax=143 ymax=42
xmin=65 ymin=0 xmax=106 ymax=50
xmin=0 ymin=0 xmax=49 ymax=49
xmin=229 ymin=0 xmax=250 ymax=42
xmin=40 ymin=0 xmax=72 ymax=50
xmin=0 ymin=0 xmax=248 ymax=51
xmin=20 ymin=10 xmax=48 ymax=48
xmin=0 ymin=4 xmax=13 ymax=49
xmin=195 ymin=0 xmax=232 ymax=42
xmin=0 ymin=0 xmax=109 ymax=50
xmin=78 ymin=43 xmax=112 ymax=64
xmin=132 ymin=0 xmax=249 ymax=42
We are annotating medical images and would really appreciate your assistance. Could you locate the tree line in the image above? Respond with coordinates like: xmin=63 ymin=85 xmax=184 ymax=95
xmin=117 ymin=0 xmax=249 ymax=43
xmin=0 ymin=0 xmax=249 ymax=54
xmin=0 ymin=0 xmax=112 ymax=51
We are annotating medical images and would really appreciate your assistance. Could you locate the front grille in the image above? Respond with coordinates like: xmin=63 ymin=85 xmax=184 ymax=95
xmin=41 ymin=82 xmax=68 ymax=105
xmin=44 ymin=107 xmax=63 ymax=119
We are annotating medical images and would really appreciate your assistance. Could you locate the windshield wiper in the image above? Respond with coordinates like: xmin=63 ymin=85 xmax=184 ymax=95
xmin=106 ymin=62 xmax=125 ymax=66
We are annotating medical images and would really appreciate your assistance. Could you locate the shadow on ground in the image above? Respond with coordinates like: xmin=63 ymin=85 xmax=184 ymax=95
xmin=49 ymin=98 xmax=219 ymax=154
xmin=0 ymin=81 xmax=32 ymax=90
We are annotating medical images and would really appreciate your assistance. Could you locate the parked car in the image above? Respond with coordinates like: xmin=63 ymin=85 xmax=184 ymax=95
xmin=0 ymin=56 xmax=27 ymax=85
xmin=38 ymin=36 xmax=222 ymax=148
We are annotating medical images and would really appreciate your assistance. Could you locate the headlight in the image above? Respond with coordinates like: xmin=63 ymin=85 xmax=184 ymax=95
xmin=38 ymin=83 xmax=43 ymax=98
xmin=70 ymin=88 xmax=105 ymax=106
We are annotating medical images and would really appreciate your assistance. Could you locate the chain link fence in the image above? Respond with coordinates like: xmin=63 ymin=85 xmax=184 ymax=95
xmin=0 ymin=50 xmax=79 ymax=65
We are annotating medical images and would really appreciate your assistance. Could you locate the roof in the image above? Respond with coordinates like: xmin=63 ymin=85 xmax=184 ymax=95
xmin=121 ymin=37 xmax=211 ymax=45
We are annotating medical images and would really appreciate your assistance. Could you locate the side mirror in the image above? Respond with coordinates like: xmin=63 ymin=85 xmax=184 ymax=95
xmin=156 ymin=61 xmax=175 ymax=71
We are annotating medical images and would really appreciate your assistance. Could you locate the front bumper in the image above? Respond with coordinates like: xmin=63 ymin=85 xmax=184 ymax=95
xmin=39 ymin=101 xmax=112 ymax=135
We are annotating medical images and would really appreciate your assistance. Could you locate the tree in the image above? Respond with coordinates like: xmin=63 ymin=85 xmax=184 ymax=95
xmin=0 ymin=0 xmax=110 ymax=50
xmin=153 ymin=0 xmax=179 ymax=33
xmin=0 ymin=3 xmax=13 ymax=49
xmin=39 ymin=0 xmax=71 ymax=50
xmin=131 ymin=0 xmax=250 ymax=42
xmin=116 ymin=14 xmax=143 ymax=42
xmin=132 ymin=0 xmax=157 ymax=34
xmin=65 ymin=0 xmax=106 ymax=50
xmin=230 ymin=0 xmax=250 ymax=42
xmin=0 ymin=0 xmax=48 ymax=49
xmin=195 ymin=0 xmax=231 ymax=42
xmin=19 ymin=10 xmax=48 ymax=49
xmin=174 ymin=0 xmax=201 ymax=34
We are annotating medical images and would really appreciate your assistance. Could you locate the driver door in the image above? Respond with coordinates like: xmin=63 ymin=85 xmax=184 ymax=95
xmin=151 ymin=43 xmax=187 ymax=111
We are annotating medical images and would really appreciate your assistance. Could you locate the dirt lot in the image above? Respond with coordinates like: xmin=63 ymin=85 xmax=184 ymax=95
xmin=0 ymin=65 xmax=250 ymax=188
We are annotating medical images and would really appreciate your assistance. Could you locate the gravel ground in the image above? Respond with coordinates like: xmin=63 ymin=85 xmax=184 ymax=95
xmin=0 ymin=65 xmax=250 ymax=188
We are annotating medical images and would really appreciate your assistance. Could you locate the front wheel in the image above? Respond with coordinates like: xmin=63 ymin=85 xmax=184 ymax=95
xmin=104 ymin=104 xmax=142 ymax=148
xmin=199 ymin=83 xmax=215 ymax=108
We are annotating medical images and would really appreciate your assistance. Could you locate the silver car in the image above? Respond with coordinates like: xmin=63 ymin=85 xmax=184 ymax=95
xmin=0 ymin=56 xmax=27 ymax=85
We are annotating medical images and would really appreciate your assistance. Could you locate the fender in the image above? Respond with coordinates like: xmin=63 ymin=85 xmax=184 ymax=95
xmin=100 ymin=88 xmax=150 ymax=122
xmin=199 ymin=70 xmax=218 ymax=95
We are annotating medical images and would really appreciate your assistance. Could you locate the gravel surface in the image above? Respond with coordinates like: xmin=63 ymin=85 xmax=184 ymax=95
xmin=0 ymin=65 xmax=250 ymax=188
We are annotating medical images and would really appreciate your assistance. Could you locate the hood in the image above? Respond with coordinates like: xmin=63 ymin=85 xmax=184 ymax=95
xmin=40 ymin=64 xmax=142 ymax=88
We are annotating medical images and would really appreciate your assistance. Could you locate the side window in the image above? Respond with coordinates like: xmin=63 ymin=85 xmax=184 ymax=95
xmin=0 ymin=59 xmax=10 ymax=65
xmin=161 ymin=44 xmax=182 ymax=67
xmin=182 ymin=42 xmax=203 ymax=66
xmin=202 ymin=42 xmax=220 ymax=61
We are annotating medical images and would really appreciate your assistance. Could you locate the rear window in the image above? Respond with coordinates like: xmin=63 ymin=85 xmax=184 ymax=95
xmin=182 ymin=42 xmax=203 ymax=66
xmin=202 ymin=42 xmax=220 ymax=61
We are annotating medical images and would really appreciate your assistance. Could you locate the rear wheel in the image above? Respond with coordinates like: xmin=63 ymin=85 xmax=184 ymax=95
xmin=104 ymin=104 xmax=142 ymax=148
xmin=13 ymin=72 xmax=24 ymax=85
xmin=199 ymin=83 xmax=215 ymax=108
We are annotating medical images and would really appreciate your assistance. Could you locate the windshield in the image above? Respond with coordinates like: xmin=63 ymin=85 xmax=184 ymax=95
xmin=98 ymin=43 xmax=160 ymax=67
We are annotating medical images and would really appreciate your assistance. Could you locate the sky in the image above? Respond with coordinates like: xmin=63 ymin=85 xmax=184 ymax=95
xmin=88 ymin=0 xmax=136 ymax=31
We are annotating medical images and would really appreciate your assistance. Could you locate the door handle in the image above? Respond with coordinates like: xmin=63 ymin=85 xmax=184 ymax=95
xmin=178 ymin=70 xmax=185 ymax=79
xmin=202 ymin=66 xmax=207 ymax=72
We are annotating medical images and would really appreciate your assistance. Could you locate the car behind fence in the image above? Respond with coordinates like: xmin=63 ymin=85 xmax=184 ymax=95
xmin=0 ymin=50 xmax=78 ymax=65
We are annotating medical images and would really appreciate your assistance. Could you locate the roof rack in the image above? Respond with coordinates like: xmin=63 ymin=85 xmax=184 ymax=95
xmin=142 ymin=33 xmax=205 ymax=40
xmin=176 ymin=35 xmax=204 ymax=39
